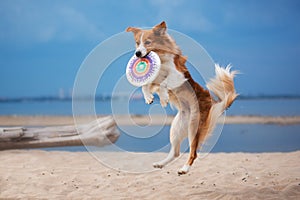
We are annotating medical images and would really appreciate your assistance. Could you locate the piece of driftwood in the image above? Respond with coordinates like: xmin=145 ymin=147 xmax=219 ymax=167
xmin=0 ymin=116 xmax=120 ymax=150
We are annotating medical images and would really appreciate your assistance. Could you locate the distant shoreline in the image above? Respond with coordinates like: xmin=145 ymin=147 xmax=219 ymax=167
xmin=1 ymin=94 xmax=300 ymax=103
xmin=1 ymin=115 xmax=300 ymax=126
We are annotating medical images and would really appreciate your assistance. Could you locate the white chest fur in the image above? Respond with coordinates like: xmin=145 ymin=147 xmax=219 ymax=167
xmin=154 ymin=54 xmax=187 ymax=90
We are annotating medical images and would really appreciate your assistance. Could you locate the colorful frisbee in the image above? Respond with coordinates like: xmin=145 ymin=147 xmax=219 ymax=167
xmin=126 ymin=51 xmax=161 ymax=87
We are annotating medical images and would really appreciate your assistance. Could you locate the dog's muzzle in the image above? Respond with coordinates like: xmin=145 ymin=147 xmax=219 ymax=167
xmin=135 ymin=51 xmax=142 ymax=58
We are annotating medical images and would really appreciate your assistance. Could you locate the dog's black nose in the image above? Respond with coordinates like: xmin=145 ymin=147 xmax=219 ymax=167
xmin=135 ymin=51 xmax=142 ymax=57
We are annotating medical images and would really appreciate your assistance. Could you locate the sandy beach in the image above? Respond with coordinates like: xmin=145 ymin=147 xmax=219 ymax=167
xmin=1 ymin=115 xmax=300 ymax=199
xmin=0 ymin=150 xmax=299 ymax=199
xmin=1 ymin=115 xmax=300 ymax=126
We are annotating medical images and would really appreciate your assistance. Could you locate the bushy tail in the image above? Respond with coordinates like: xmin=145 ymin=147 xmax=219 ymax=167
xmin=207 ymin=64 xmax=238 ymax=108
xmin=205 ymin=64 xmax=238 ymax=135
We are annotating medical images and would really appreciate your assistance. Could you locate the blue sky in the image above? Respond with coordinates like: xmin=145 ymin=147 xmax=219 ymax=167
xmin=1 ymin=0 xmax=300 ymax=98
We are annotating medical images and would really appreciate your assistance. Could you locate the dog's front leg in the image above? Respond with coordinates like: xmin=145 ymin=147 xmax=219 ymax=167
xmin=142 ymin=84 xmax=154 ymax=104
xmin=159 ymin=81 xmax=169 ymax=108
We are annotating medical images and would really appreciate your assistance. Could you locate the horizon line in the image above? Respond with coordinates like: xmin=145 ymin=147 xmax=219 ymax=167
xmin=1 ymin=94 xmax=300 ymax=103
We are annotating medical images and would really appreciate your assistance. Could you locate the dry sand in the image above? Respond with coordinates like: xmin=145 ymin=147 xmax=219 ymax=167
xmin=0 ymin=150 xmax=299 ymax=199
xmin=1 ymin=115 xmax=300 ymax=199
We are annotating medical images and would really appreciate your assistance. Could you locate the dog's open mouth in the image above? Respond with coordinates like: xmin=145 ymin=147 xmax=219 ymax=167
xmin=135 ymin=52 xmax=149 ymax=58
xmin=143 ymin=52 xmax=150 ymax=58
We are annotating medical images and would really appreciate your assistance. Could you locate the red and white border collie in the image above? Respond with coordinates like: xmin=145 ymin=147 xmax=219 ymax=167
xmin=126 ymin=21 xmax=238 ymax=174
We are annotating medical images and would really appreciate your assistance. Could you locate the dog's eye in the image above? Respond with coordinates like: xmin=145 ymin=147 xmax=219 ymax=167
xmin=136 ymin=41 xmax=140 ymax=45
xmin=144 ymin=40 xmax=151 ymax=45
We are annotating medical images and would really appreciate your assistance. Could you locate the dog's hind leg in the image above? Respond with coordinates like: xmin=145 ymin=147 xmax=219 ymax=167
xmin=178 ymin=112 xmax=200 ymax=175
xmin=153 ymin=111 xmax=187 ymax=169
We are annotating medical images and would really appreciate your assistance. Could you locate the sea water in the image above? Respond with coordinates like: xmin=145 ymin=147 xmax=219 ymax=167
xmin=1 ymin=98 xmax=300 ymax=116
xmin=0 ymin=98 xmax=300 ymax=152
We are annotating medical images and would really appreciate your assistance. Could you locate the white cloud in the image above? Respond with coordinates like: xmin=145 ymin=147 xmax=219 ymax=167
xmin=0 ymin=1 xmax=105 ymax=44
xmin=221 ymin=1 xmax=298 ymax=28
xmin=55 ymin=6 xmax=105 ymax=41
xmin=149 ymin=0 xmax=215 ymax=33
xmin=175 ymin=11 xmax=214 ymax=32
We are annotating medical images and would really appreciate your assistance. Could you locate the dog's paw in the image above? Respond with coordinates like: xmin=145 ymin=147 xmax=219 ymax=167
xmin=177 ymin=165 xmax=190 ymax=175
xmin=144 ymin=94 xmax=154 ymax=104
xmin=153 ymin=162 xmax=164 ymax=169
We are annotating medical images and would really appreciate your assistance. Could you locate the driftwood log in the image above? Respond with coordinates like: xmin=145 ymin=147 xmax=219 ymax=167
xmin=0 ymin=116 xmax=120 ymax=150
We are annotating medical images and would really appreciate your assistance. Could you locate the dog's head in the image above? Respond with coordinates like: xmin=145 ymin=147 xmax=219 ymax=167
xmin=126 ymin=21 xmax=180 ymax=58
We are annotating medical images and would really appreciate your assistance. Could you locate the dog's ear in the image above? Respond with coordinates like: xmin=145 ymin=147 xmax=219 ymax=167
xmin=126 ymin=27 xmax=141 ymax=34
xmin=153 ymin=21 xmax=167 ymax=35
